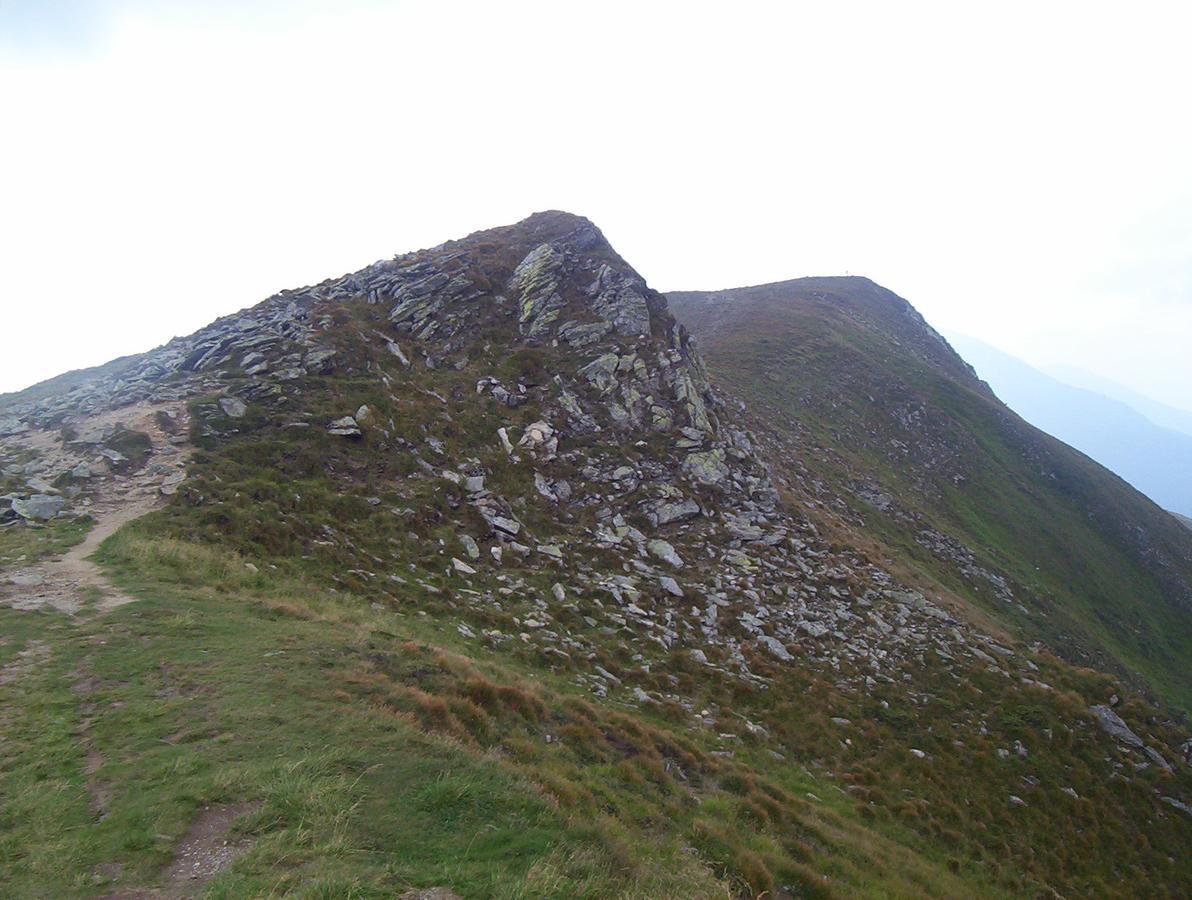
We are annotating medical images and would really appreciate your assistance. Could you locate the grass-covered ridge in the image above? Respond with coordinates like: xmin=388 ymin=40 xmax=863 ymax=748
xmin=670 ymin=277 xmax=1192 ymax=716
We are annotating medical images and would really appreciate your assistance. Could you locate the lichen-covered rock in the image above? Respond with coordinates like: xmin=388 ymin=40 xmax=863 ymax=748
xmin=327 ymin=416 xmax=361 ymax=437
xmin=682 ymin=449 xmax=730 ymax=486
xmin=511 ymin=244 xmax=567 ymax=340
xmin=12 ymin=494 xmax=66 ymax=520
xmin=219 ymin=397 xmax=247 ymax=418
xmin=647 ymin=539 xmax=684 ymax=568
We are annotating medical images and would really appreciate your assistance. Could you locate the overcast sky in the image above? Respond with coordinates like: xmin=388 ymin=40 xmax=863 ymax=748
xmin=2 ymin=0 xmax=1190 ymax=410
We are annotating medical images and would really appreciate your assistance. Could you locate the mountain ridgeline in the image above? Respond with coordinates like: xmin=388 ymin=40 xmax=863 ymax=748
xmin=668 ymin=277 xmax=1192 ymax=713
xmin=1 ymin=214 xmax=1189 ymax=898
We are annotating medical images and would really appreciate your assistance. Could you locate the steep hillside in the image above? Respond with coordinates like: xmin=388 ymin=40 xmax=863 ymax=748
xmin=2 ymin=221 xmax=1190 ymax=898
xmin=669 ymin=278 xmax=1192 ymax=716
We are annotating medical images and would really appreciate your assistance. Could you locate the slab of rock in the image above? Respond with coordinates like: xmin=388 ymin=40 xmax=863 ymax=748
xmin=12 ymin=494 xmax=66 ymax=521
xmin=327 ymin=416 xmax=362 ymax=437
xmin=160 ymin=471 xmax=187 ymax=496
xmin=758 ymin=635 xmax=792 ymax=661
xmin=459 ymin=534 xmax=480 ymax=560
xmin=659 ymin=575 xmax=684 ymax=597
xmin=219 ymin=397 xmax=247 ymax=418
xmin=1088 ymin=704 xmax=1144 ymax=748
xmin=647 ymin=539 xmax=684 ymax=569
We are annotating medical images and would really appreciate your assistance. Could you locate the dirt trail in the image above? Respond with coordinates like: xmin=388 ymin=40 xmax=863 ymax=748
xmin=1 ymin=400 xmax=191 ymax=615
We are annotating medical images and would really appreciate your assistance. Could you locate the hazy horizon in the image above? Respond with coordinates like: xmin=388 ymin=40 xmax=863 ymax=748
xmin=2 ymin=1 xmax=1190 ymax=411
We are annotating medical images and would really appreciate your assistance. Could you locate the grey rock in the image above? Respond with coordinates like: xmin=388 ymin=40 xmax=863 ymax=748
xmin=8 ymin=570 xmax=45 ymax=587
xmin=491 ymin=516 xmax=521 ymax=536
xmin=758 ymin=635 xmax=793 ymax=661
xmin=1088 ymin=704 xmax=1144 ymax=749
xmin=659 ymin=575 xmax=684 ymax=597
xmin=219 ymin=397 xmax=247 ymax=418
xmin=497 ymin=427 xmax=515 ymax=455
xmin=160 ymin=471 xmax=187 ymax=496
xmin=460 ymin=534 xmax=480 ymax=560
xmin=0 ymin=416 xmax=29 ymax=437
xmin=647 ymin=539 xmax=684 ymax=568
xmin=386 ymin=340 xmax=411 ymax=366
xmin=682 ymin=449 xmax=730 ymax=486
xmin=1161 ymin=796 xmax=1191 ymax=816
xmin=648 ymin=498 xmax=700 ymax=526
xmin=12 ymin=494 xmax=66 ymax=521
xmin=327 ymin=416 xmax=362 ymax=437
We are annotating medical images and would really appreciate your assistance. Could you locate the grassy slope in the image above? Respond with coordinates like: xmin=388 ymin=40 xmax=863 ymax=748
xmin=0 ymin=518 xmax=994 ymax=898
xmin=670 ymin=278 xmax=1192 ymax=715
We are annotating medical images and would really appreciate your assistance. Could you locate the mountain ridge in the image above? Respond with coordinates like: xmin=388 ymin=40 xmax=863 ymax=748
xmin=669 ymin=276 xmax=1192 ymax=715
xmin=2 ymin=215 xmax=1190 ymax=897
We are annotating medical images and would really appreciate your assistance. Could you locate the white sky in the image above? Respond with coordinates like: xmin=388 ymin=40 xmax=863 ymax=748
xmin=2 ymin=0 xmax=1190 ymax=410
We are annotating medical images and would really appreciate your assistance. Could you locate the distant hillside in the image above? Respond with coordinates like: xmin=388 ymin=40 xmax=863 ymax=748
xmin=670 ymin=277 xmax=1192 ymax=714
xmin=1045 ymin=362 xmax=1192 ymax=439
xmin=946 ymin=333 xmax=1192 ymax=518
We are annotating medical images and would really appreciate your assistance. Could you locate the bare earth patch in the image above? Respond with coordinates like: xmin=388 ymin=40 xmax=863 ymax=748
xmin=1 ymin=400 xmax=191 ymax=616
xmin=101 ymin=802 xmax=258 ymax=899
xmin=163 ymin=802 xmax=259 ymax=888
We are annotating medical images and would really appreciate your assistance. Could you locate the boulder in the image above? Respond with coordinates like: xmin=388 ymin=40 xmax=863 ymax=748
xmin=758 ymin=635 xmax=793 ymax=661
xmin=12 ymin=494 xmax=67 ymax=521
xmin=459 ymin=534 xmax=480 ymax=560
xmin=647 ymin=539 xmax=684 ymax=568
xmin=659 ymin=575 xmax=684 ymax=597
xmin=1088 ymin=704 xmax=1144 ymax=748
xmin=160 ymin=471 xmax=187 ymax=495
xmin=682 ymin=449 xmax=730 ymax=486
xmin=327 ymin=416 xmax=362 ymax=437
xmin=219 ymin=396 xmax=247 ymax=418
xmin=0 ymin=416 xmax=29 ymax=437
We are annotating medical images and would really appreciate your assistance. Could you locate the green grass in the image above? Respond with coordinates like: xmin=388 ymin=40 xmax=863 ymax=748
xmin=0 ymin=537 xmax=725 ymax=898
xmin=0 ymin=516 xmax=94 ymax=570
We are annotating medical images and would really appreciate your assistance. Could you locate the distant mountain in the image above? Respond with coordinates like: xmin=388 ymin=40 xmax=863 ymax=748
xmin=946 ymin=334 xmax=1192 ymax=518
xmin=1045 ymin=362 xmax=1192 ymax=439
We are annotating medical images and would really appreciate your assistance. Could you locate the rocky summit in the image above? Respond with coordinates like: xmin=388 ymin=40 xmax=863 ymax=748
xmin=1 ymin=212 xmax=1189 ymax=898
